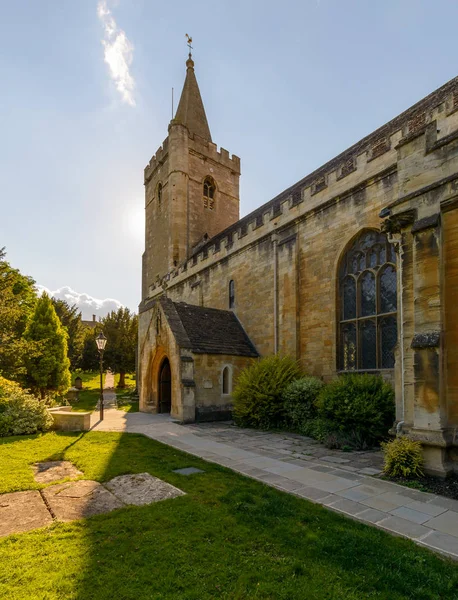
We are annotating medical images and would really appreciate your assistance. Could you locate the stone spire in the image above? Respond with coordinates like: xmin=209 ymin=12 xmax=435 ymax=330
xmin=174 ymin=54 xmax=212 ymax=142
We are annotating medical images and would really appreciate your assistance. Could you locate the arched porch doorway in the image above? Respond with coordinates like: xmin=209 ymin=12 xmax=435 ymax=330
xmin=158 ymin=358 xmax=172 ymax=414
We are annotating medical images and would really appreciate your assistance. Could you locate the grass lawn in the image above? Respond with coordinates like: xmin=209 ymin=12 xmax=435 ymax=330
xmin=69 ymin=372 xmax=104 ymax=413
xmin=114 ymin=372 xmax=139 ymax=412
xmin=0 ymin=433 xmax=457 ymax=599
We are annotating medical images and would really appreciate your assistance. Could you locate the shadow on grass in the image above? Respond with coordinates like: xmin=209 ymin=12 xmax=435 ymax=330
xmin=1 ymin=431 xmax=458 ymax=599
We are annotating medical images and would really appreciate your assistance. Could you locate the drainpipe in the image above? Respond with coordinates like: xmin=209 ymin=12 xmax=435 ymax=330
xmin=272 ymin=234 xmax=279 ymax=354
xmin=389 ymin=232 xmax=405 ymax=434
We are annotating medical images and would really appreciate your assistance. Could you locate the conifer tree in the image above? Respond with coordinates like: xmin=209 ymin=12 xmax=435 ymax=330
xmin=101 ymin=307 xmax=137 ymax=388
xmin=25 ymin=293 xmax=71 ymax=398
xmin=52 ymin=298 xmax=85 ymax=370
xmin=0 ymin=248 xmax=38 ymax=381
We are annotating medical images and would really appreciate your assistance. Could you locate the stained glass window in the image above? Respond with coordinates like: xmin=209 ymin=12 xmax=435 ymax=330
xmin=361 ymin=271 xmax=376 ymax=316
xmin=380 ymin=317 xmax=397 ymax=368
xmin=380 ymin=265 xmax=397 ymax=314
xmin=342 ymin=276 xmax=356 ymax=320
xmin=339 ymin=230 xmax=397 ymax=371
xmin=341 ymin=323 xmax=357 ymax=371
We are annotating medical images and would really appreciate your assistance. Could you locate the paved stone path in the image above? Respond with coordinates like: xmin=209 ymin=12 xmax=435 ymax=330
xmin=90 ymin=410 xmax=458 ymax=560
xmin=96 ymin=371 xmax=117 ymax=409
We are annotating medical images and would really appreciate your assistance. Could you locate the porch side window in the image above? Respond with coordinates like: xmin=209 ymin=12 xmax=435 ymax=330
xmin=339 ymin=230 xmax=397 ymax=371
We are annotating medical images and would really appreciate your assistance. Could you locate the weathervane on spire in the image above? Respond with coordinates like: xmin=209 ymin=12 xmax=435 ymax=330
xmin=185 ymin=33 xmax=193 ymax=57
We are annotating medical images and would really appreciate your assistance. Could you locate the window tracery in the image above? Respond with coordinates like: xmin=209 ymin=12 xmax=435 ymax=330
xmin=339 ymin=230 xmax=397 ymax=371
xmin=203 ymin=177 xmax=216 ymax=210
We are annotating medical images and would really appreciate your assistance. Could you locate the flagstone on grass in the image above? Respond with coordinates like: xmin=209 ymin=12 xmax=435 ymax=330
xmin=104 ymin=473 xmax=185 ymax=506
xmin=0 ymin=491 xmax=53 ymax=537
xmin=33 ymin=461 xmax=83 ymax=484
xmin=41 ymin=480 xmax=124 ymax=522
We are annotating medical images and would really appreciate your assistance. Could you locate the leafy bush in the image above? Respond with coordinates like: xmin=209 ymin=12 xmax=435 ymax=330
xmin=316 ymin=374 xmax=395 ymax=447
xmin=382 ymin=437 xmax=424 ymax=478
xmin=283 ymin=377 xmax=324 ymax=430
xmin=0 ymin=375 xmax=53 ymax=437
xmin=233 ymin=355 xmax=302 ymax=429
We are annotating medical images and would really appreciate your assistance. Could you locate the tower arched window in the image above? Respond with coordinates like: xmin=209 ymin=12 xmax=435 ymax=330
xmin=229 ymin=279 xmax=235 ymax=309
xmin=222 ymin=366 xmax=232 ymax=395
xmin=157 ymin=182 xmax=162 ymax=204
xmin=338 ymin=230 xmax=397 ymax=371
xmin=203 ymin=177 xmax=216 ymax=210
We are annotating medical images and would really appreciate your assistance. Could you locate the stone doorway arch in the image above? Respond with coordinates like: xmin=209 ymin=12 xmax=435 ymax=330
xmin=158 ymin=357 xmax=172 ymax=414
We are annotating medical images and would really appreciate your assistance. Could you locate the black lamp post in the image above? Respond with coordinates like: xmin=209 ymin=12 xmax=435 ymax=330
xmin=95 ymin=332 xmax=107 ymax=421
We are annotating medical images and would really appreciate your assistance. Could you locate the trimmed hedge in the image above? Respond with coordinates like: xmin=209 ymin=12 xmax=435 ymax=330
xmin=0 ymin=376 xmax=53 ymax=437
xmin=233 ymin=355 xmax=302 ymax=429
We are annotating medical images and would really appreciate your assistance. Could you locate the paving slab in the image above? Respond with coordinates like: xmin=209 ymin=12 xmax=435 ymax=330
xmin=424 ymin=511 xmax=458 ymax=538
xmin=105 ymin=473 xmax=185 ymax=505
xmin=377 ymin=516 xmax=433 ymax=540
xmin=173 ymin=467 xmax=204 ymax=476
xmin=33 ymin=461 xmax=83 ymax=484
xmin=356 ymin=508 xmax=387 ymax=524
xmin=419 ymin=531 xmax=458 ymax=560
xmin=42 ymin=480 xmax=124 ymax=522
xmin=328 ymin=498 xmax=366 ymax=516
xmin=404 ymin=500 xmax=447 ymax=518
xmin=390 ymin=506 xmax=431 ymax=525
xmin=0 ymin=491 xmax=53 ymax=537
xmin=336 ymin=484 xmax=382 ymax=502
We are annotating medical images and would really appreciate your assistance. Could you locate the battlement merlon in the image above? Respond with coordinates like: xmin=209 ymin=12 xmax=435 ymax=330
xmin=144 ymin=137 xmax=170 ymax=183
xmin=187 ymin=134 xmax=241 ymax=173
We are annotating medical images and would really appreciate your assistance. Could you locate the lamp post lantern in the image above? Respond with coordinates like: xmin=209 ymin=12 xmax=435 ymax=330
xmin=95 ymin=332 xmax=107 ymax=421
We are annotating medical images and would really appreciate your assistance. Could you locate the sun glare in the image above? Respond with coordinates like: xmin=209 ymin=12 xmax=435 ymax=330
xmin=126 ymin=207 xmax=144 ymax=239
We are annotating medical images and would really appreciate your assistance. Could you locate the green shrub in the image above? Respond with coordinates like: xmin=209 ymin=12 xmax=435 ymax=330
xmin=300 ymin=417 xmax=336 ymax=441
xmin=233 ymin=355 xmax=302 ymax=429
xmin=283 ymin=377 xmax=324 ymax=430
xmin=316 ymin=373 xmax=395 ymax=447
xmin=0 ymin=375 xmax=53 ymax=437
xmin=382 ymin=437 xmax=424 ymax=478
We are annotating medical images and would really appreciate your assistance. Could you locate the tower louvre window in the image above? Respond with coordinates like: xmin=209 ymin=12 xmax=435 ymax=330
xmin=338 ymin=230 xmax=397 ymax=371
xmin=203 ymin=177 xmax=216 ymax=210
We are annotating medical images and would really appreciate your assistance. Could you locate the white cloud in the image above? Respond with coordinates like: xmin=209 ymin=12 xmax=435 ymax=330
xmin=97 ymin=0 xmax=136 ymax=106
xmin=36 ymin=285 xmax=123 ymax=320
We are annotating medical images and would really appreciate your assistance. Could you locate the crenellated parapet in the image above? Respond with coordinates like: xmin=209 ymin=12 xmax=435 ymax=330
xmin=188 ymin=134 xmax=241 ymax=174
xmin=144 ymin=137 xmax=170 ymax=183
xmin=142 ymin=76 xmax=458 ymax=303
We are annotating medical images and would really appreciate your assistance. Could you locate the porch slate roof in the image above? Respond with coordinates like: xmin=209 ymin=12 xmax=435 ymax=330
xmin=160 ymin=297 xmax=259 ymax=357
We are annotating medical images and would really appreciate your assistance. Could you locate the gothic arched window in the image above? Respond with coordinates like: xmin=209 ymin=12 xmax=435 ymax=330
xmin=203 ymin=176 xmax=216 ymax=210
xmin=338 ymin=230 xmax=397 ymax=371
xmin=157 ymin=182 xmax=162 ymax=204
xmin=229 ymin=279 xmax=235 ymax=309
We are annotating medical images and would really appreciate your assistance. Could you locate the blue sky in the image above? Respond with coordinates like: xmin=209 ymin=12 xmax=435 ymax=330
xmin=1 ymin=0 xmax=457 ymax=317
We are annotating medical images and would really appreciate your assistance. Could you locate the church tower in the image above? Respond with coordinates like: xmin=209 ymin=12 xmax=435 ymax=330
xmin=142 ymin=53 xmax=241 ymax=300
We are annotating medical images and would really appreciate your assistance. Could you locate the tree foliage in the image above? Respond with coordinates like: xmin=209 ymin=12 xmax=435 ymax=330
xmin=25 ymin=293 xmax=71 ymax=397
xmin=0 ymin=248 xmax=38 ymax=381
xmin=101 ymin=307 xmax=138 ymax=387
xmin=51 ymin=298 xmax=85 ymax=370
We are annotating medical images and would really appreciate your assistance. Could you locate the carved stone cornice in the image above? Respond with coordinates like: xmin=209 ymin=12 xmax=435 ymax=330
xmin=380 ymin=209 xmax=416 ymax=234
